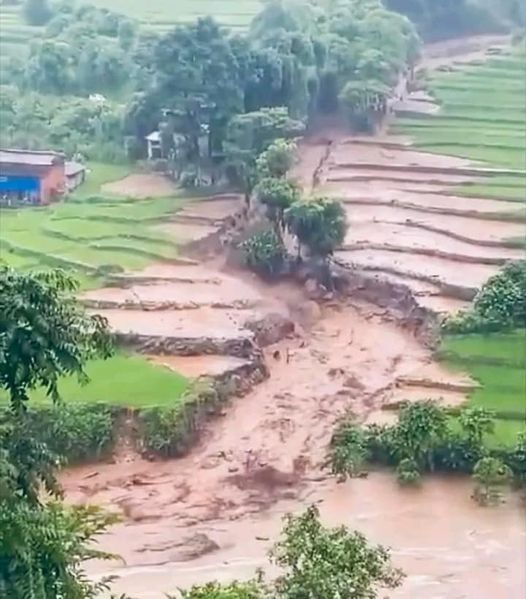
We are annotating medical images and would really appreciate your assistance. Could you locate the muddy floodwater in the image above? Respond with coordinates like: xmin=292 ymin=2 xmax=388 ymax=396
xmin=89 ymin=474 xmax=525 ymax=598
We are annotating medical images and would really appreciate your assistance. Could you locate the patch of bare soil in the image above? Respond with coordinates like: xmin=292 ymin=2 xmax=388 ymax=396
xmin=102 ymin=174 xmax=179 ymax=198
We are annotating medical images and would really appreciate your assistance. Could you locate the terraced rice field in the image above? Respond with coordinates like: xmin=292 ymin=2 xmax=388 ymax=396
xmin=0 ymin=0 xmax=262 ymax=69
xmin=439 ymin=331 xmax=526 ymax=445
xmin=0 ymin=195 xmax=182 ymax=288
xmin=88 ymin=0 xmax=263 ymax=31
xmin=0 ymin=4 xmax=43 ymax=64
xmin=307 ymin=42 xmax=525 ymax=446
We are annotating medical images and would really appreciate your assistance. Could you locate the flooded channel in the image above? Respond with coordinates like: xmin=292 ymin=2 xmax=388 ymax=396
xmin=90 ymin=473 xmax=525 ymax=598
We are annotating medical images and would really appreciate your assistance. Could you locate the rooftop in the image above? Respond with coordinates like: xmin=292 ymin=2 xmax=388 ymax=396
xmin=0 ymin=149 xmax=65 ymax=167
xmin=65 ymin=161 xmax=86 ymax=176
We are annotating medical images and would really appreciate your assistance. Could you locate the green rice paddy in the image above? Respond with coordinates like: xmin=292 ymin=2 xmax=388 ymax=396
xmin=0 ymin=164 xmax=182 ymax=289
xmin=0 ymin=353 xmax=189 ymax=409
xmin=403 ymin=49 xmax=526 ymax=448
xmin=440 ymin=331 xmax=526 ymax=446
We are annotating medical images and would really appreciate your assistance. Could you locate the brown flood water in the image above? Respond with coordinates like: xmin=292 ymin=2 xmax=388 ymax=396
xmin=89 ymin=473 xmax=525 ymax=598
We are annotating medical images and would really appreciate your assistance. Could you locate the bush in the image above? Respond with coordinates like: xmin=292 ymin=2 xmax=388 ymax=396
xmin=396 ymin=457 xmax=421 ymax=486
xmin=472 ymin=457 xmax=513 ymax=506
xmin=328 ymin=402 xmax=526 ymax=493
xmin=327 ymin=422 xmax=369 ymax=479
xmin=177 ymin=581 xmax=265 ymax=599
xmin=240 ymin=229 xmax=287 ymax=278
xmin=139 ymin=385 xmax=219 ymax=457
xmin=4 ymin=404 xmax=118 ymax=464
xmin=256 ymin=139 xmax=296 ymax=179
xmin=443 ymin=260 xmax=526 ymax=333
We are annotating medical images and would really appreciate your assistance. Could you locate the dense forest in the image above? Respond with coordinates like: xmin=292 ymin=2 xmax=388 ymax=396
xmin=1 ymin=0 xmax=521 ymax=173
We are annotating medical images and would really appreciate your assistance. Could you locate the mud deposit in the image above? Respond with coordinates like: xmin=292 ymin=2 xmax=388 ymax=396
xmin=61 ymin=35 xmax=525 ymax=598
xmin=85 ymin=474 xmax=526 ymax=599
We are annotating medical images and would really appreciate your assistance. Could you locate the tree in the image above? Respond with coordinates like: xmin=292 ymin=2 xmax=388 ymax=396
xmin=224 ymin=107 xmax=304 ymax=203
xmin=169 ymin=506 xmax=404 ymax=598
xmin=0 ymin=267 xmax=115 ymax=598
xmin=271 ymin=506 xmax=404 ymax=598
xmin=256 ymin=138 xmax=297 ymax=178
xmin=285 ymin=196 xmax=347 ymax=260
xmin=0 ymin=267 xmax=113 ymax=415
xmin=339 ymin=79 xmax=391 ymax=132
xmin=254 ymin=177 xmax=300 ymax=233
xmin=23 ymin=0 xmax=53 ymax=26
xmin=393 ymin=401 xmax=447 ymax=473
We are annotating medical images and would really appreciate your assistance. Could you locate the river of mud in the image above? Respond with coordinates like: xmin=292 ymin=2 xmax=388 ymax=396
xmin=62 ymin=298 xmax=526 ymax=598
xmin=61 ymin=34 xmax=525 ymax=598
xmin=86 ymin=474 xmax=526 ymax=599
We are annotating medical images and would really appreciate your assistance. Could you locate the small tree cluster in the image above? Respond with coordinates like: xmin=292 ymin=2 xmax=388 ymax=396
xmin=328 ymin=401 xmax=524 ymax=503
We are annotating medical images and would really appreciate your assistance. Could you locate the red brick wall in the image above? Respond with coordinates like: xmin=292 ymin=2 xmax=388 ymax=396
xmin=40 ymin=163 xmax=65 ymax=204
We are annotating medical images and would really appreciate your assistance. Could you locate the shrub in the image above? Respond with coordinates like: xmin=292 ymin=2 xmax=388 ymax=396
xmin=0 ymin=404 xmax=118 ymax=464
xmin=396 ymin=457 xmax=421 ymax=486
xmin=139 ymin=385 xmax=219 ymax=457
xmin=327 ymin=422 xmax=369 ymax=479
xmin=472 ymin=457 xmax=513 ymax=506
xmin=177 ymin=581 xmax=265 ymax=599
xmin=443 ymin=260 xmax=526 ymax=333
xmin=327 ymin=402 xmax=526 ymax=492
xmin=240 ymin=229 xmax=287 ymax=278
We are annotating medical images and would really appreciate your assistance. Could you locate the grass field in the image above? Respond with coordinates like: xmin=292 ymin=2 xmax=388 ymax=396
xmin=396 ymin=48 xmax=526 ymax=202
xmin=0 ymin=165 xmax=182 ymax=288
xmin=88 ymin=0 xmax=263 ymax=31
xmin=407 ymin=50 xmax=526 ymax=448
xmin=0 ymin=353 xmax=189 ymax=408
xmin=0 ymin=0 xmax=263 ymax=64
xmin=440 ymin=331 xmax=526 ymax=446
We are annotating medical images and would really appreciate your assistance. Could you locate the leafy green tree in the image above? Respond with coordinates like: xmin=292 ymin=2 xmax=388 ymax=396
xmin=23 ymin=0 xmax=53 ymax=26
xmin=224 ymin=108 xmax=304 ymax=202
xmin=393 ymin=401 xmax=447 ymax=472
xmin=0 ymin=267 xmax=113 ymax=414
xmin=0 ymin=267 xmax=116 ymax=599
xmin=472 ymin=457 xmax=513 ymax=506
xmin=255 ymin=177 xmax=300 ymax=232
xmin=256 ymin=139 xmax=297 ymax=178
xmin=241 ymin=229 xmax=287 ymax=278
xmin=339 ymin=79 xmax=390 ymax=132
xmin=271 ymin=505 xmax=404 ymax=598
xmin=172 ymin=506 xmax=404 ymax=598
xmin=285 ymin=196 xmax=347 ymax=260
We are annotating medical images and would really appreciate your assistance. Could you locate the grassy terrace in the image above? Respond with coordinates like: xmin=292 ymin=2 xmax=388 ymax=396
xmin=89 ymin=0 xmax=263 ymax=31
xmin=401 ymin=49 xmax=526 ymax=448
xmin=0 ymin=354 xmax=189 ymax=409
xmin=440 ymin=331 xmax=526 ymax=447
xmin=0 ymin=164 xmax=181 ymax=290
xmin=0 ymin=166 xmax=190 ymax=409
